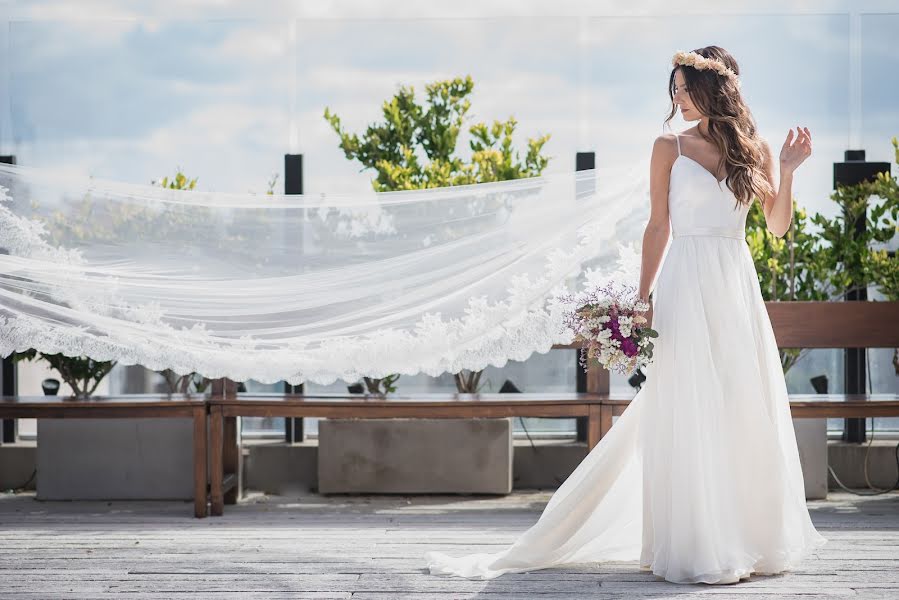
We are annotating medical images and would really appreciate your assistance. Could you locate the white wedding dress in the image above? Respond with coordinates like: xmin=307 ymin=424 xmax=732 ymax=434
xmin=424 ymin=132 xmax=829 ymax=585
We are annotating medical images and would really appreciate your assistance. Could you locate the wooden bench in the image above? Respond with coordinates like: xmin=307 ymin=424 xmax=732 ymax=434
xmin=0 ymin=395 xmax=209 ymax=518
xmin=206 ymin=390 xmax=632 ymax=516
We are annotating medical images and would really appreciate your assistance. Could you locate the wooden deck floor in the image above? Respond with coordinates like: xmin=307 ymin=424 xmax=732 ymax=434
xmin=1 ymin=489 xmax=897 ymax=599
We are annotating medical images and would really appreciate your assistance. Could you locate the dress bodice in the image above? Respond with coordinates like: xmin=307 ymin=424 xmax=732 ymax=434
xmin=668 ymin=132 xmax=749 ymax=240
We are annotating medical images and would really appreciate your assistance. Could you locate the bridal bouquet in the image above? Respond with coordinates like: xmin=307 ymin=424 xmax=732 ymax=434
xmin=557 ymin=280 xmax=658 ymax=375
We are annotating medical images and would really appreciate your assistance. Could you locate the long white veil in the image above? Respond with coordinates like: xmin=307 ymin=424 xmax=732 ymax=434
xmin=0 ymin=160 xmax=650 ymax=385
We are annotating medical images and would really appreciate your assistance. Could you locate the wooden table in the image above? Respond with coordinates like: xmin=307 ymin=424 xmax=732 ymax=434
xmin=0 ymin=395 xmax=209 ymax=518
xmin=207 ymin=391 xmax=631 ymax=516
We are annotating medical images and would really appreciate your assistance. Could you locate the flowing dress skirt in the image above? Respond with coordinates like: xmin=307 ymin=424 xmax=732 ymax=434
xmin=424 ymin=234 xmax=828 ymax=584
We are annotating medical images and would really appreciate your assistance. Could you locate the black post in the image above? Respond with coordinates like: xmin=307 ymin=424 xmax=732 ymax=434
xmin=284 ymin=154 xmax=305 ymax=443
xmin=834 ymin=149 xmax=890 ymax=443
xmin=574 ymin=152 xmax=595 ymax=443
xmin=0 ymin=155 xmax=16 ymax=443
xmin=285 ymin=154 xmax=304 ymax=200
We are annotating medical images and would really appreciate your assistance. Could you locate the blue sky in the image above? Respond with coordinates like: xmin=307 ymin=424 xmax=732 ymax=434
xmin=0 ymin=0 xmax=897 ymax=220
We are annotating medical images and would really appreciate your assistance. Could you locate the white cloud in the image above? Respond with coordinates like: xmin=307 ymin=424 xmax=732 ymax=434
xmin=215 ymin=22 xmax=292 ymax=62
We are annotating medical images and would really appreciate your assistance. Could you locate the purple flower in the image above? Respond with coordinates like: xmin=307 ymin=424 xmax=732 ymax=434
xmin=620 ymin=338 xmax=638 ymax=357
xmin=604 ymin=320 xmax=624 ymax=343
xmin=608 ymin=317 xmax=621 ymax=333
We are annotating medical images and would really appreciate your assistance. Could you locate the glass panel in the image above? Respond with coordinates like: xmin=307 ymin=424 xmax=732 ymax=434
xmin=242 ymin=380 xmax=286 ymax=436
xmin=783 ymin=348 xmax=846 ymax=437
xmin=868 ymin=345 xmax=899 ymax=435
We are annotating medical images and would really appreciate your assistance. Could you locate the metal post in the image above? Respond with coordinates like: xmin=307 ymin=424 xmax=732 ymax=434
xmin=283 ymin=382 xmax=305 ymax=443
xmin=284 ymin=154 xmax=305 ymax=443
xmin=0 ymin=155 xmax=16 ymax=443
xmin=574 ymin=151 xmax=595 ymax=442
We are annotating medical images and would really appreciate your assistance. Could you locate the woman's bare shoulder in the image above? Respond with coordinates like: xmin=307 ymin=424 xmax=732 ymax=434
xmin=651 ymin=133 xmax=680 ymax=160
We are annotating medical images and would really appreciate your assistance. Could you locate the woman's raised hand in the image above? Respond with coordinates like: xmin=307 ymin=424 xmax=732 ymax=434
xmin=780 ymin=126 xmax=812 ymax=175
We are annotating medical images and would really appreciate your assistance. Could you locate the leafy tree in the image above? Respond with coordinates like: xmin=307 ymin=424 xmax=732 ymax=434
xmin=324 ymin=75 xmax=552 ymax=394
xmin=324 ymin=75 xmax=550 ymax=191
xmin=152 ymin=169 xmax=198 ymax=192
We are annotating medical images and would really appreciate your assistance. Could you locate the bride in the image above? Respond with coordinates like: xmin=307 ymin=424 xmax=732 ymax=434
xmin=424 ymin=45 xmax=828 ymax=585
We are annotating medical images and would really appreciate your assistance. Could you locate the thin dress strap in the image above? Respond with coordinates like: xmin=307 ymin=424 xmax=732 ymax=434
xmin=675 ymin=132 xmax=681 ymax=156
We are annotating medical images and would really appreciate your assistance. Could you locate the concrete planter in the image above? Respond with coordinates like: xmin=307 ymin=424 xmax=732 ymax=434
xmin=793 ymin=417 xmax=828 ymax=500
xmin=317 ymin=418 xmax=513 ymax=494
xmin=36 ymin=418 xmax=195 ymax=500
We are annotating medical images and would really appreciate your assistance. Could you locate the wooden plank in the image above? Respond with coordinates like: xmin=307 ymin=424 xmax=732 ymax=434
xmin=790 ymin=401 xmax=899 ymax=418
xmin=765 ymin=301 xmax=899 ymax=348
xmin=585 ymin=359 xmax=610 ymax=395
xmin=599 ymin=403 xmax=616 ymax=439
xmin=213 ymin=392 xmax=615 ymax=407
xmin=586 ymin=404 xmax=601 ymax=450
xmin=221 ymin=403 xmax=595 ymax=419
xmin=192 ymin=405 xmax=207 ymax=519
xmin=211 ymin=377 xmax=238 ymax=399
xmin=0 ymin=394 xmax=204 ymax=407
xmin=0 ymin=404 xmax=200 ymax=419
xmin=223 ymin=416 xmax=240 ymax=505
xmin=209 ymin=404 xmax=224 ymax=517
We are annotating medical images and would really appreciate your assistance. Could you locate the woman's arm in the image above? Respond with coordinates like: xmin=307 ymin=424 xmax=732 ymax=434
xmin=638 ymin=135 xmax=675 ymax=307
xmin=758 ymin=127 xmax=813 ymax=238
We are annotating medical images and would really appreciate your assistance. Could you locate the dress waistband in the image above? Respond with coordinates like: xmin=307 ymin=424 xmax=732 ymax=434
xmin=671 ymin=226 xmax=746 ymax=240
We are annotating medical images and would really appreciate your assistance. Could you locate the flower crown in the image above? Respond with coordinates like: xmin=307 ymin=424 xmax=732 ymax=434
xmin=672 ymin=50 xmax=741 ymax=87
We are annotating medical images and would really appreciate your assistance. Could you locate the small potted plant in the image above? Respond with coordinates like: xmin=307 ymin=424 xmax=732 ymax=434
xmin=13 ymin=350 xmax=115 ymax=399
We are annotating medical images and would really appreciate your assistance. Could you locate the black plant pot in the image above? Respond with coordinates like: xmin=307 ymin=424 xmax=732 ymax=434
xmin=628 ymin=368 xmax=647 ymax=390
xmin=347 ymin=383 xmax=364 ymax=394
xmin=41 ymin=378 xmax=61 ymax=396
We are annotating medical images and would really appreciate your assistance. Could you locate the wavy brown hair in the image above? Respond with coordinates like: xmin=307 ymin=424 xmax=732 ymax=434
xmin=664 ymin=45 xmax=774 ymax=209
